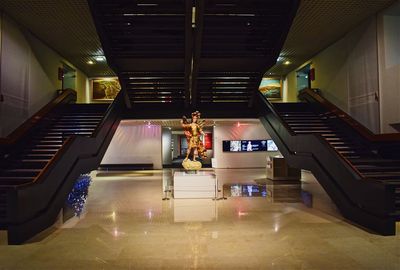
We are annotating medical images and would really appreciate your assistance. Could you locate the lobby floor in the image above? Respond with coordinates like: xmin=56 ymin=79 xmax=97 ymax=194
xmin=0 ymin=169 xmax=399 ymax=269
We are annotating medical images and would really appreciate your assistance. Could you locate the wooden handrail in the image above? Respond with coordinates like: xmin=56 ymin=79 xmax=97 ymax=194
xmin=299 ymin=88 xmax=400 ymax=142
xmin=0 ymin=89 xmax=77 ymax=145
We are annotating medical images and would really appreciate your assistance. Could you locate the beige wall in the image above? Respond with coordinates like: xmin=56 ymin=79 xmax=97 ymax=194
xmin=101 ymin=122 xmax=163 ymax=169
xmin=282 ymin=17 xmax=381 ymax=133
xmin=283 ymin=35 xmax=350 ymax=111
xmin=309 ymin=38 xmax=350 ymax=112
xmin=76 ymin=70 xmax=90 ymax=103
xmin=283 ymin=71 xmax=298 ymax=102
xmin=0 ymin=13 xmax=89 ymax=136
xmin=377 ymin=1 xmax=400 ymax=133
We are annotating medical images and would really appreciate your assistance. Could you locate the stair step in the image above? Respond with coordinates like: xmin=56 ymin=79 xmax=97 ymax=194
xmin=7 ymin=159 xmax=49 ymax=169
xmin=26 ymin=149 xmax=59 ymax=153
xmin=43 ymin=131 xmax=92 ymax=135
xmin=343 ymin=155 xmax=362 ymax=159
xmin=30 ymin=144 xmax=62 ymax=148
xmin=285 ymin=119 xmax=328 ymax=125
xmin=0 ymin=176 xmax=36 ymax=185
xmin=348 ymin=159 xmax=400 ymax=166
xmin=282 ymin=117 xmax=326 ymax=120
xmin=32 ymin=140 xmax=63 ymax=144
xmin=294 ymin=130 xmax=337 ymax=134
xmin=363 ymin=172 xmax=400 ymax=179
xmin=34 ymin=136 xmax=64 ymax=139
xmin=56 ymin=120 xmax=101 ymax=124
xmin=48 ymin=128 xmax=94 ymax=131
xmin=52 ymin=125 xmax=98 ymax=128
xmin=279 ymin=111 xmax=316 ymax=114
xmin=290 ymin=126 xmax=333 ymax=129
xmin=58 ymin=115 xmax=103 ymax=118
xmin=357 ymin=166 xmax=400 ymax=172
xmin=22 ymin=154 xmax=54 ymax=159
xmin=287 ymin=123 xmax=330 ymax=126
xmin=338 ymin=150 xmax=358 ymax=154
xmin=1 ymin=169 xmax=41 ymax=177
xmin=329 ymin=142 xmax=351 ymax=145
xmin=324 ymin=137 xmax=344 ymax=141
xmin=333 ymin=146 xmax=360 ymax=150
xmin=320 ymin=133 xmax=343 ymax=137
xmin=20 ymin=159 xmax=50 ymax=163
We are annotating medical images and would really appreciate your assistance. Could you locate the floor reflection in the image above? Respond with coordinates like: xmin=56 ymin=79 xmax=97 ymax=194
xmin=0 ymin=168 xmax=398 ymax=270
xmin=222 ymin=181 xmax=304 ymax=201
xmin=223 ymin=184 xmax=267 ymax=197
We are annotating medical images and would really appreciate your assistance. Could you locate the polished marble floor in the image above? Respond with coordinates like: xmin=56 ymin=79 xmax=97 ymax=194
xmin=0 ymin=169 xmax=399 ymax=269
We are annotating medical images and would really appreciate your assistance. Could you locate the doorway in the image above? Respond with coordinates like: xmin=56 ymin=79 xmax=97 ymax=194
xmin=296 ymin=64 xmax=311 ymax=92
xmin=62 ymin=63 xmax=76 ymax=90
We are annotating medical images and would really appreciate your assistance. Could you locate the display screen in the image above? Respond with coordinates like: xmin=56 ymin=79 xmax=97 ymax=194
xmin=222 ymin=140 xmax=278 ymax=152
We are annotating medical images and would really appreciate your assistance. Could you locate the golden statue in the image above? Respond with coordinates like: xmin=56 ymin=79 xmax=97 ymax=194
xmin=181 ymin=111 xmax=207 ymax=170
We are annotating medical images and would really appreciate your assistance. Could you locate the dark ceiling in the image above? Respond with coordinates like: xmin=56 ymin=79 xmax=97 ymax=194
xmin=88 ymin=0 xmax=299 ymax=107
xmin=0 ymin=0 xmax=396 ymax=78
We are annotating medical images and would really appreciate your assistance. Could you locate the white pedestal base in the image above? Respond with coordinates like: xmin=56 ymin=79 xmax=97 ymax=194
xmin=173 ymin=171 xmax=217 ymax=199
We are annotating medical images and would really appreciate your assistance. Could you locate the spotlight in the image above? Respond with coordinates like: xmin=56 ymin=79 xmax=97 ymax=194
xmin=87 ymin=60 xmax=94 ymax=65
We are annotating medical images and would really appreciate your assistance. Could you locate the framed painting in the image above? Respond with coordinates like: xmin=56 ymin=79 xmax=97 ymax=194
xmin=92 ymin=78 xmax=121 ymax=101
xmin=259 ymin=78 xmax=282 ymax=99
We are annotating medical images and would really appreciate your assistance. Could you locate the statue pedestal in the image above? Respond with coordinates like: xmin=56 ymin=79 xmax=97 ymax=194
xmin=173 ymin=171 xmax=217 ymax=199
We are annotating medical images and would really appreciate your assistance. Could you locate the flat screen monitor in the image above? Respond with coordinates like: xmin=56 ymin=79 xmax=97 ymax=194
xmin=267 ymin=140 xmax=278 ymax=151
xmin=222 ymin=139 xmax=278 ymax=152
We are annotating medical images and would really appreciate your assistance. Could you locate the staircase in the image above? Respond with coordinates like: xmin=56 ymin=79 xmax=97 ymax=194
xmin=257 ymin=91 xmax=400 ymax=235
xmin=0 ymin=90 xmax=123 ymax=244
xmin=0 ymin=104 xmax=108 ymax=186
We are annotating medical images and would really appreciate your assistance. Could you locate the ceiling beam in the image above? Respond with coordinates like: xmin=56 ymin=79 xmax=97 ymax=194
xmin=184 ymin=0 xmax=193 ymax=108
xmin=190 ymin=0 xmax=205 ymax=108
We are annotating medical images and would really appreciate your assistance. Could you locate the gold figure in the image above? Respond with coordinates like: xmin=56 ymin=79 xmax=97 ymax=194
xmin=181 ymin=111 xmax=207 ymax=170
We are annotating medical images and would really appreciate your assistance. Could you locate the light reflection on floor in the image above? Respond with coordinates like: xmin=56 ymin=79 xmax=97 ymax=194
xmin=0 ymin=168 xmax=399 ymax=269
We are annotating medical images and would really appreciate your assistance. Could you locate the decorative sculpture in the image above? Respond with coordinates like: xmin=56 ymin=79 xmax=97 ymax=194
xmin=181 ymin=111 xmax=207 ymax=171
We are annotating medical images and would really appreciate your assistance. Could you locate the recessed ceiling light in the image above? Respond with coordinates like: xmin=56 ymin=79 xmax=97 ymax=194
xmin=284 ymin=61 xmax=291 ymax=65
xmin=137 ymin=3 xmax=158 ymax=6
xmin=87 ymin=60 xmax=94 ymax=65
xmin=95 ymin=56 xmax=106 ymax=62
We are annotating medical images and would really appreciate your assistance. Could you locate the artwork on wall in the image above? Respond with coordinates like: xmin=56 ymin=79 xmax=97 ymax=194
xmin=92 ymin=78 xmax=121 ymax=100
xmin=259 ymin=77 xmax=282 ymax=99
